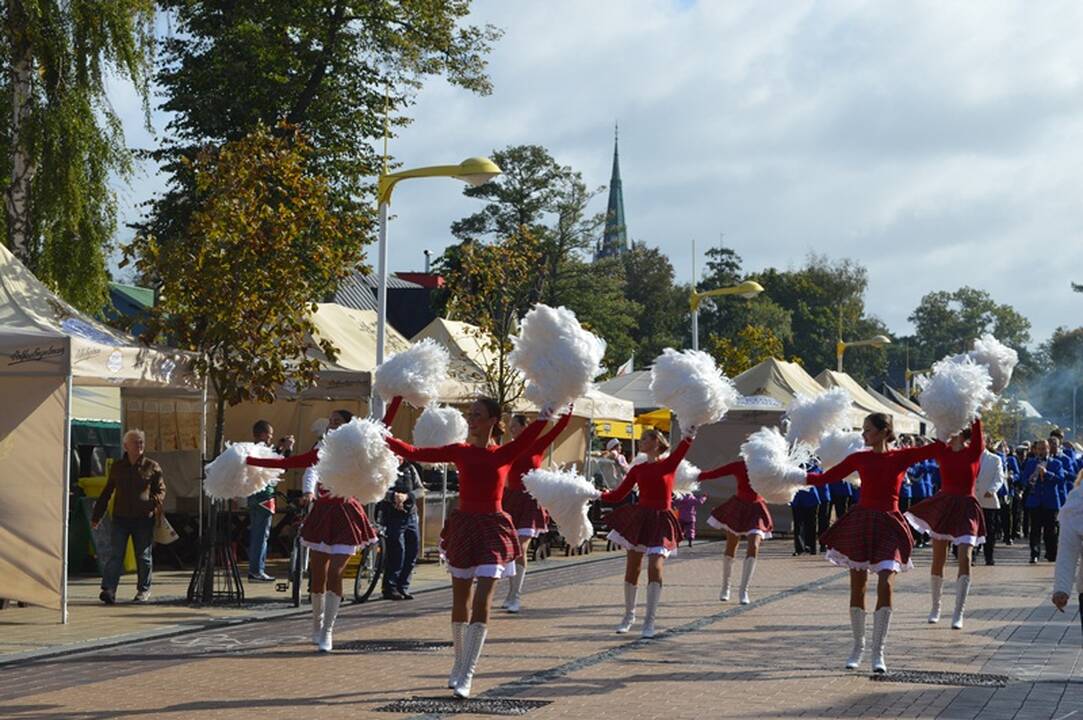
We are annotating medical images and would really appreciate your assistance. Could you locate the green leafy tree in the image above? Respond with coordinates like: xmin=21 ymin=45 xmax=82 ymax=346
xmin=708 ymin=325 xmax=785 ymax=377
xmin=696 ymin=244 xmax=792 ymax=350
xmin=622 ymin=242 xmax=689 ymax=362
xmin=1025 ymin=326 xmax=1083 ymax=433
xmin=2 ymin=0 xmax=154 ymax=312
xmin=554 ymin=255 xmax=639 ymax=373
xmin=137 ymin=0 xmax=499 ymax=268
xmin=125 ymin=125 xmax=365 ymax=454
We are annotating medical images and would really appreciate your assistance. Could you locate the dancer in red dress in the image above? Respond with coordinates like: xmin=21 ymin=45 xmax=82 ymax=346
xmin=383 ymin=397 xmax=559 ymax=699
xmin=245 ymin=406 xmax=389 ymax=653
xmin=806 ymin=413 xmax=942 ymax=673
xmin=905 ymin=418 xmax=985 ymax=629
xmin=699 ymin=459 xmax=773 ymax=604
xmin=601 ymin=427 xmax=696 ymax=638
xmin=501 ymin=411 xmax=573 ymax=613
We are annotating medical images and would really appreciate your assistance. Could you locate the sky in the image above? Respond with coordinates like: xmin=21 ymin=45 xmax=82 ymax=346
xmin=109 ymin=0 xmax=1083 ymax=345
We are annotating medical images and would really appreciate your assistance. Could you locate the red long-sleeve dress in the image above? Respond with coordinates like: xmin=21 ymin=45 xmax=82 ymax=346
xmin=384 ymin=410 xmax=549 ymax=579
xmin=503 ymin=412 xmax=573 ymax=537
xmin=699 ymin=460 xmax=774 ymax=538
xmin=807 ymin=443 xmax=942 ymax=572
xmin=599 ymin=437 xmax=693 ymax=557
xmin=905 ymin=419 xmax=987 ymax=546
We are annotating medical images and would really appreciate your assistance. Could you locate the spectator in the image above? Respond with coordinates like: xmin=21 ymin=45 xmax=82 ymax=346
xmin=1017 ymin=442 xmax=1033 ymax=538
xmin=672 ymin=492 xmax=706 ymax=547
xmin=601 ymin=438 xmax=631 ymax=476
xmin=1023 ymin=439 xmax=1065 ymax=564
xmin=1051 ymin=469 xmax=1083 ymax=615
xmin=91 ymin=429 xmax=164 ymax=604
xmin=790 ymin=485 xmax=820 ymax=556
xmin=997 ymin=441 xmax=1020 ymax=545
xmin=247 ymin=420 xmax=294 ymax=582
xmin=381 ymin=458 xmax=424 ymax=600
xmin=976 ymin=441 xmax=1006 ymax=565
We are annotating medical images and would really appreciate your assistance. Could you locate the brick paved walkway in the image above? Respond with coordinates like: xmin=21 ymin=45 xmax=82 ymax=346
xmin=1 ymin=540 xmax=1079 ymax=719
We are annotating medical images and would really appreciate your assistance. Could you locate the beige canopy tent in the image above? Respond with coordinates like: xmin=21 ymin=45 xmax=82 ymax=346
xmin=733 ymin=357 xmax=827 ymax=405
xmin=865 ymin=385 xmax=932 ymax=437
xmin=0 ymin=244 xmax=200 ymax=619
xmin=816 ymin=370 xmax=921 ymax=435
xmin=410 ymin=318 xmax=634 ymax=467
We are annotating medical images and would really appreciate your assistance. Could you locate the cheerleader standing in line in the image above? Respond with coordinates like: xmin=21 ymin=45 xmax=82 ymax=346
xmin=501 ymin=411 xmax=573 ymax=613
xmin=601 ymin=427 xmax=696 ymax=638
xmin=245 ymin=405 xmax=394 ymax=652
xmin=904 ymin=419 xmax=985 ymax=629
xmin=382 ymin=397 xmax=558 ymax=699
xmin=698 ymin=459 xmax=773 ymax=604
xmin=806 ymin=413 xmax=942 ymax=673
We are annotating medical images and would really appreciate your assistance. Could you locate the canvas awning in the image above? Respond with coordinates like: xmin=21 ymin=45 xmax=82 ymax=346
xmin=816 ymin=370 xmax=921 ymax=435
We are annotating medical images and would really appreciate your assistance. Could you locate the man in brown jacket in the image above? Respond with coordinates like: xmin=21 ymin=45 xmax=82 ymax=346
xmin=91 ymin=429 xmax=165 ymax=604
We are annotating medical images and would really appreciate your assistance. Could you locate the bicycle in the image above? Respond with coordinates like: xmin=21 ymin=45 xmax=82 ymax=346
xmin=353 ymin=504 xmax=385 ymax=603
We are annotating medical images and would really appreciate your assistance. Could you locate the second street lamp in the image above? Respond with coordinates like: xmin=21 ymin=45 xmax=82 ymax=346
xmin=836 ymin=334 xmax=892 ymax=372
xmin=690 ymin=280 xmax=764 ymax=352
xmin=373 ymin=156 xmax=502 ymax=417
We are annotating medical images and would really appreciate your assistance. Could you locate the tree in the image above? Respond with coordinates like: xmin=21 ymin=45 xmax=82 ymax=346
xmin=440 ymin=232 xmax=543 ymax=409
xmin=622 ymin=242 xmax=689 ymax=363
xmin=554 ymin=255 xmax=639 ymax=373
xmin=124 ymin=125 xmax=365 ymax=454
xmin=1025 ymin=326 xmax=1083 ymax=433
xmin=708 ymin=325 xmax=784 ymax=377
xmin=138 ymin=0 xmax=499 ymax=268
xmin=2 ymin=0 xmax=154 ymax=312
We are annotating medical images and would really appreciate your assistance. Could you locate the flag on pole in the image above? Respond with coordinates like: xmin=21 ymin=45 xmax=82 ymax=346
xmin=615 ymin=356 xmax=634 ymax=376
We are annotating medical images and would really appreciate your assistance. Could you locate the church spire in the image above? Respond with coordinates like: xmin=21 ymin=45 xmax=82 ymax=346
xmin=595 ymin=122 xmax=629 ymax=260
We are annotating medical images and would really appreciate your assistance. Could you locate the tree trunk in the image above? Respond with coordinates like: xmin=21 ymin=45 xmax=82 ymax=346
xmin=5 ymin=2 xmax=35 ymax=261
xmin=212 ymin=391 xmax=227 ymax=459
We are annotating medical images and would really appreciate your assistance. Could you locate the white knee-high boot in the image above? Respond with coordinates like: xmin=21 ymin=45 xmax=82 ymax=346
xmin=318 ymin=593 xmax=341 ymax=652
xmin=505 ymin=565 xmax=526 ymax=613
xmin=738 ymin=556 xmax=757 ymax=605
xmin=453 ymin=622 xmax=488 ymax=699
xmin=719 ymin=555 xmax=734 ymax=601
xmin=616 ymin=582 xmax=637 ymax=633
xmin=928 ymin=575 xmax=943 ymax=624
xmin=846 ymin=607 xmax=866 ymax=669
xmin=870 ymin=607 xmax=892 ymax=674
xmin=448 ymin=621 xmax=466 ymax=689
xmin=641 ymin=582 xmax=662 ymax=638
xmin=310 ymin=592 xmax=325 ymax=645
xmin=952 ymin=575 xmax=971 ymax=629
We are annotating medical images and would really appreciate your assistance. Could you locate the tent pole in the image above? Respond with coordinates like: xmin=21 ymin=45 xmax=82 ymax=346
xmin=60 ymin=369 xmax=73 ymax=624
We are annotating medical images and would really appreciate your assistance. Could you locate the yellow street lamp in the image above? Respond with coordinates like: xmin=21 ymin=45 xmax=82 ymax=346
xmin=836 ymin=335 xmax=892 ymax=372
xmin=904 ymin=366 xmax=931 ymax=397
xmin=373 ymin=157 xmax=502 ymax=415
xmin=690 ymin=280 xmax=764 ymax=351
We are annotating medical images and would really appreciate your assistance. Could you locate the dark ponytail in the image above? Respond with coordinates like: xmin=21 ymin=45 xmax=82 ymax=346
xmin=866 ymin=412 xmax=896 ymax=443
xmin=332 ymin=409 xmax=353 ymax=424
xmin=478 ymin=397 xmax=506 ymax=440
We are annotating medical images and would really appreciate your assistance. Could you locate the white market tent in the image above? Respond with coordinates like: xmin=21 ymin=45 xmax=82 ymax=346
xmin=816 ymin=369 xmax=921 ymax=435
xmin=410 ymin=318 xmax=634 ymax=467
xmin=865 ymin=384 xmax=932 ymax=437
xmin=0 ymin=244 xmax=200 ymax=619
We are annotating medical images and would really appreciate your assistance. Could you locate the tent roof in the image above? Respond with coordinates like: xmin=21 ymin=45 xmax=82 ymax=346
xmin=597 ymin=371 xmax=657 ymax=413
xmin=1015 ymin=399 xmax=1044 ymax=419
xmin=816 ymin=370 xmax=921 ymax=434
xmin=308 ymin=303 xmax=411 ymax=372
xmin=412 ymin=318 xmax=634 ymax=421
xmin=733 ymin=358 xmax=826 ymax=405
xmin=866 ymin=384 xmax=929 ymax=422
xmin=882 ymin=384 xmax=927 ymax=415
xmin=0 ymin=244 xmax=195 ymax=388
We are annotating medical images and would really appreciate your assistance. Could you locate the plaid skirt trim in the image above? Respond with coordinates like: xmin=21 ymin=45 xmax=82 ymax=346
xmin=439 ymin=510 xmax=522 ymax=571
xmin=503 ymin=488 xmax=550 ymax=536
xmin=819 ymin=506 xmax=913 ymax=571
xmin=605 ymin=504 xmax=683 ymax=554
xmin=825 ymin=548 xmax=913 ymax=574
xmin=445 ymin=562 xmax=518 ymax=580
xmin=904 ymin=493 xmax=987 ymax=547
xmin=606 ymin=529 xmax=677 ymax=557
xmin=708 ymin=496 xmax=774 ymax=537
xmin=300 ymin=497 xmax=378 ymax=550
xmin=300 ymin=537 xmax=379 ymax=556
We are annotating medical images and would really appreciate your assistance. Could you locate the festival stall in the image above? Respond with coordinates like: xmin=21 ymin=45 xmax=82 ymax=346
xmin=0 ymin=245 xmax=200 ymax=619
xmin=816 ymin=370 xmax=922 ymax=435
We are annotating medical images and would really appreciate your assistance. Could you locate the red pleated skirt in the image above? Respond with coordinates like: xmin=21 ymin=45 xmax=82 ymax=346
xmin=606 ymin=504 xmax=683 ymax=557
xmin=819 ymin=505 xmax=914 ymax=573
xmin=905 ymin=493 xmax=986 ymax=546
xmin=707 ymin=496 xmax=774 ymax=538
xmin=439 ymin=509 xmax=521 ymax=579
xmin=300 ymin=497 xmax=379 ymax=555
xmin=502 ymin=488 xmax=550 ymax=538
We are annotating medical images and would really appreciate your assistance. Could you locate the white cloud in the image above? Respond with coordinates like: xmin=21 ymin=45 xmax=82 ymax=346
xmin=110 ymin=0 xmax=1083 ymax=342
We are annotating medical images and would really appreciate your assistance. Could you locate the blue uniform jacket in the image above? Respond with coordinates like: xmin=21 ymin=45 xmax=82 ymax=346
xmin=1022 ymin=456 xmax=1066 ymax=510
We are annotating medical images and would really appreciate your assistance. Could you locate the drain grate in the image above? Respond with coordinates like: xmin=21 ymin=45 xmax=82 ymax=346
xmin=374 ymin=697 xmax=550 ymax=716
xmin=335 ymin=639 xmax=452 ymax=653
xmin=871 ymin=670 xmax=1011 ymax=687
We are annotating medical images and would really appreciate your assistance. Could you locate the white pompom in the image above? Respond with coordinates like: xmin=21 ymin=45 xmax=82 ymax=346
xmin=522 ymin=468 xmax=600 ymax=547
xmin=740 ymin=427 xmax=809 ymax=504
xmin=203 ymin=443 xmax=284 ymax=500
xmin=510 ymin=304 xmax=606 ymax=410
xmin=631 ymin=452 xmax=650 ymax=466
xmin=317 ymin=418 xmax=400 ymax=502
xmin=674 ymin=460 xmax=701 ymax=495
xmin=650 ymin=348 xmax=739 ymax=428
xmin=413 ymin=405 xmax=469 ymax=449
xmin=785 ymin=388 xmax=852 ymax=447
xmin=916 ymin=357 xmax=993 ymax=441
xmin=817 ymin=429 xmax=865 ymax=486
xmin=968 ymin=334 xmax=1018 ymax=394
xmin=374 ymin=338 xmax=450 ymax=408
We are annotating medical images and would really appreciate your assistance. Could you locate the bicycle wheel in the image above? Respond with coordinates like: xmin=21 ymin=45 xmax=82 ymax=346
xmin=353 ymin=537 xmax=385 ymax=603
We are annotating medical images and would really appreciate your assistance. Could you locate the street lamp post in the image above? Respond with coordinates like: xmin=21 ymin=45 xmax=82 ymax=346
xmin=836 ymin=335 xmax=892 ymax=372
xmin=373 ymin=156 xmax=502 ymax=417
xmin=690 ymin=280 xmax=765 ymax=352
